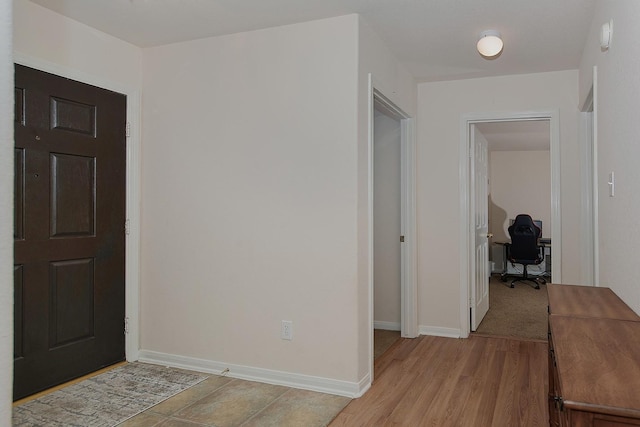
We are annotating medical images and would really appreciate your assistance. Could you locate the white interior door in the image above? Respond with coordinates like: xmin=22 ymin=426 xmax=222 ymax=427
xmin=471 ymin=124 xmax=489 ymax=331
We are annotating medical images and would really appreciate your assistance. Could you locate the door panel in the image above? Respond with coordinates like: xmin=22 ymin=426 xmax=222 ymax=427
xmin=15 ymin=87 xmax=25 ymax=125
xmin=14 ymin=148 xmax=25 ymax=240
xmin=471 ymin=125 xmax=490 ymax=331
xmin=50 ymin=153 xmax=96 ymax=237
xmin=50 ymin=96 xmax=97 ymax=136
xmin=49 ymin=258 xmax=95 ymax=348
xmin=13 ymin=64 xmax=126 ymax=400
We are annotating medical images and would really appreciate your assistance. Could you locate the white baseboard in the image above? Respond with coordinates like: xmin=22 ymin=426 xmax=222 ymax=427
xmin=137 ymin=350 xmax=365 ymax=398
xmin=418 ymin=325 xmax=461 ymax=338
xmin=373 ymin=321 xmax=401 ymax=331
xmin=355 ymin=373 xmax=371 ymax=398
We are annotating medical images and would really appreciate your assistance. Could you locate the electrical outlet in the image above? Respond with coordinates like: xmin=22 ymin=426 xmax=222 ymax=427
xmin=281 ymin=320 xmax=293 ymax=340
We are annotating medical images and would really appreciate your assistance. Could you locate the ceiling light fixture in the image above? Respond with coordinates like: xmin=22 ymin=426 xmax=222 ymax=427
xmin=477 ymin=30 xmax=503 ymax=58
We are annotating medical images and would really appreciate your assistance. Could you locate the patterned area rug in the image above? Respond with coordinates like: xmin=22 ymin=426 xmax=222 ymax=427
xmin=13 ymin=362 xmax=209 ymax=427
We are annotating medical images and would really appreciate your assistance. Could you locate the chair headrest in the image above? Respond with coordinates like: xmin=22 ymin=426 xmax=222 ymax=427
xmin=508 ymin=214 xmax=540 ymax=237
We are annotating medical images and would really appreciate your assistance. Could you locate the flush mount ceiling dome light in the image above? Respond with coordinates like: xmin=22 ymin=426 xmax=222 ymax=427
xmin=477 ymin=30 xmax=503 ymax=58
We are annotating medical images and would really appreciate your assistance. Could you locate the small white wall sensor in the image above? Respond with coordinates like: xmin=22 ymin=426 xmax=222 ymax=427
xmin=600 ymin=20 xmax=613 ymax=51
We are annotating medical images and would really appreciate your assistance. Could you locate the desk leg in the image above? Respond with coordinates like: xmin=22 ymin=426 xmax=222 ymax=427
xmin=543 ymin=245 xmax=551 ymax=280
xmin=500 ymin=244 xmax=508 ymax=282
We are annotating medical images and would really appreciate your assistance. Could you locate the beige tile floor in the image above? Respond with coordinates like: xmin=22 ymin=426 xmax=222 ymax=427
xmin=118 ymin=374 xmax=351 ymax=427
xmin=17 ymin=333 xmax=401 ymax=427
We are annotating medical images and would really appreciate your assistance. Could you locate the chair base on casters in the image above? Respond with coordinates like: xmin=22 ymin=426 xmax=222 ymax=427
xmin=509 ymin=264 xmax=543 ymax=290
xmin=510 ymin=278 xmax=541 ymax=290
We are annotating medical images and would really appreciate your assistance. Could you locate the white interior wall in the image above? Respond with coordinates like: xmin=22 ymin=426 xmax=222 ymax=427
xmin=579 ymin=0 xmax=640 ymax=312
xmin=1 ymin=0 xmax=13 ymax=423
xmin=140 ymin=12 xmax=417 ymax=394
xmin=489 ymin=150 xmax=552 ymax=241
xmin=417 ymin=70 xmax=580 ymax=333
xmin=140 ymin=15 xmax=361 ymax=385
xmin=373 ymin=109 xmax=401 ymax=328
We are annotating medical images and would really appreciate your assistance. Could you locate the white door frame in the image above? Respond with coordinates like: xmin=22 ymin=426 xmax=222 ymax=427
xmin=459 ymin=110 xmax=561 ymax=338
xmin=367 ymin=74 xmax=417 ymax=380
xmin=14 ymin=52 xmax=141 ymax=361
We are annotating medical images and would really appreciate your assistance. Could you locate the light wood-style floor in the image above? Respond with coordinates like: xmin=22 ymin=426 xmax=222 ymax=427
xmin=331 ymin=334 xmax=548 ymax=426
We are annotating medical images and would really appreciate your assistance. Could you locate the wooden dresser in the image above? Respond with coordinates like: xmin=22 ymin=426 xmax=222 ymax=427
xmin=547 ymin=284 xmax=640 ymax=426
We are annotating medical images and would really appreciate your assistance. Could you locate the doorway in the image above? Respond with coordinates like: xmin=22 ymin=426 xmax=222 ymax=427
xmin=473 ymin=120 xmax=552 ymax=340
xmin=460 ymin=111 xmax=562 ymax=338
xmin=14 ymin=64 xmax=127 ymax=399
xmin=368 ymin=77 xmax=417 ymax=383
xmin=479 ymin=120 xmax=552 ymax=275
xmin=580 ymin=74 xmax=597 ymax=286
xmin=373 ymin=104 xmax=402 ymax=358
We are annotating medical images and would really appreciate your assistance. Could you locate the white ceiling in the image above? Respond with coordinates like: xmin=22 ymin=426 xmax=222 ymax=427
xmin=29 ymin=0 xmax=596 ymax=83
xmin=475 ymin=120 xmax=550 ymax=152
xmin=30 ymin=1 xmax=593 ymax=146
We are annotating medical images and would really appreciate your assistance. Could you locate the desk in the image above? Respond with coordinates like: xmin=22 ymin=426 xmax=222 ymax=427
xmin=493 ymin=239 xmax=551 ymax=280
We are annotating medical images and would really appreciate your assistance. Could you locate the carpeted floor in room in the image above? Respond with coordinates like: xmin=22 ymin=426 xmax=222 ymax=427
xmin=474 ymin=274 xmax=548 ymax=340
xmin=374 ymin=329 xmax=401 ymax=360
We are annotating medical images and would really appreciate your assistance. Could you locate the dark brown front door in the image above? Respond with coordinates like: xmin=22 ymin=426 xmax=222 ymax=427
xmin=14 ymin=64 xmax=127 ymax=400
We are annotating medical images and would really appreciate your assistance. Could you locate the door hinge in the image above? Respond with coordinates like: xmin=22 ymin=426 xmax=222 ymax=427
xmin=126 ymin=121 xmax=131 ymax=138
xmin=125 ymin=219 xmax=131 ymax=235
xmin=124 ymin=317 xmax=130 ymax=334
xmin=400 ymin=235 xmax=405 ymax=242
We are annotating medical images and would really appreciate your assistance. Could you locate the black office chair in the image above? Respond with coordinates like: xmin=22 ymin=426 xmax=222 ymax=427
xmin=506 ymin=214 xmax=544 ymax=289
